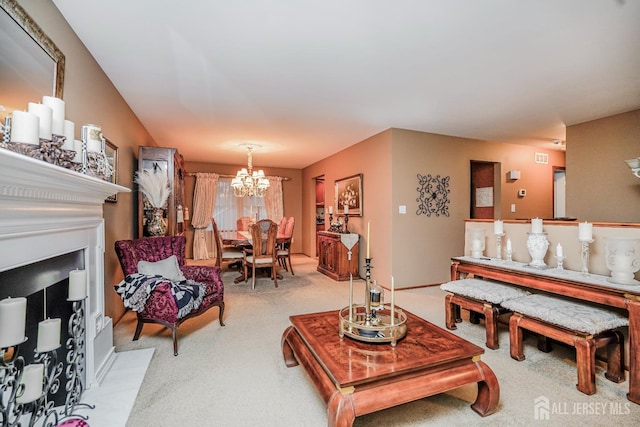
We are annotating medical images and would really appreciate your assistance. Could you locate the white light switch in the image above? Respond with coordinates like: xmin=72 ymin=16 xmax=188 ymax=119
xmin=511 ymin=204 xmax=516 ymax=213
xmin=399 ymin=205 xmax=406 ymax=214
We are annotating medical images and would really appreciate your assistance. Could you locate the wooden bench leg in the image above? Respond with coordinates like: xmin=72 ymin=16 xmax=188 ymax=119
xmin=604 ymin=330 xmax=625 ymax=384
xmin=483 ymin=303 xmax=500 ymax=350
xmin=444 ymin=293 xmax=458 ymax=330
xmin=469 ymin=310 xmax=481 ymax=324
xmin=575 ymin=336 xmax=597 ymax=395
xmin=509 ymin=313 xmax=526 ymax=361
xmin=537 ymin=335 xmax=552 ymax=353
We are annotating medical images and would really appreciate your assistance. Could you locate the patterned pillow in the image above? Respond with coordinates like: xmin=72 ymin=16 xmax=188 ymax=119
xmin=137 ymin=255 xmax=186 ymax=282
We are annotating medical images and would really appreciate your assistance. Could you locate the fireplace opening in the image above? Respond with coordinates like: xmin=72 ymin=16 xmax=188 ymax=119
xmin=0 ymin=250 xmax=85 ymax=407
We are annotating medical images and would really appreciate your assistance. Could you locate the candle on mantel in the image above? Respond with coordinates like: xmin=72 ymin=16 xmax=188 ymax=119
xmin=36 ymin=318 xmax=61 ymax=352
xmin=390 ymin=276 xmax=395 ymax=326
xmin=506 ymin=238 xmax=512 ymax=252
xmin=531 ymin=218 xmax=543 ymax=234
xmin=556 ymin=243 xmax=563 ymax=258
xmin=494 ymin=220 xmax=503 ymax=235
xmin=366 ymin=220 xmax=371 ymax=258
xmin=16 ymin=364 xmax=44 ymax=403
xmin=0 ymin=297 xmax=27 ymax=348
xmin=62 ymin=119 xmax=75 ymax=150
xmin=10 ymin=110 xmax=39 ymax=145
xmin=578 ymin=222 xmax=593 ymax=241
xmin=42 ymin=96 xmax=65 ymax=135
xmin=27 ymin=102 xmax=53 ymax=140
xmin=68 ymin=269 xmax=87 ymax=301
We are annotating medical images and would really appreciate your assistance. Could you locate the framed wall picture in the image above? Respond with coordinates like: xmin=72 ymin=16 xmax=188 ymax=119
xmin=105 ymin=139 xmax=118 ymax=202
xmin=334 ymin=174 xmax=363 ymax=216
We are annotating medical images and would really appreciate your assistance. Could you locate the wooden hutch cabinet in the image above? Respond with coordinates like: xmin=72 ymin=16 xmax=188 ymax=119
xmin=137 ymin=146 xmax=185 ymax=238
xmin=317 ymin=231 xmax=359 ymax=281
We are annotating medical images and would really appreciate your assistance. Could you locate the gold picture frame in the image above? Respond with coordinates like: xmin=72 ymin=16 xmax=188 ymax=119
xmin=334 ymin=174 xmax=363 ymax=216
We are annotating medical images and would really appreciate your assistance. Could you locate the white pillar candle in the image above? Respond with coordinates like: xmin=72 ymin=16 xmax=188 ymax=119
xmin=0 ymin=297 xmax=27 ymax=347
xmin=68 ymin=269 xmax=87 ymax=301
xmin=36 ymin=318 xmax=61 ymax=352
xmin=42 ymin=96 xmax=65 ymax=135
xmin=328 ymin=206 xmax=333 ymax=214
xmin=344 ymin=204 xmax=349 ymax=215
xmin=366 ymin=220 xmax=371 ymax=258
xmin=506 ymin=238 xmax=512 ymax=251
xmin=494 ymin=220 xmax=503 ymax=234
xmin=72 ymin=139 xmax=83 ymax=163
xmin=27 ymin=102 xmax=52 ymax=140
xmin=531 ymin=218 xmax=543 ymax=233
xmin=16 ymin=364 xmax=44 ymax=403
xmin=10 ymin=110 xmax=39 ymax=145
xmin=349 ymin=273 xmax=353 ymax=322
xmin=578 ymin=222 xmax=593 ymax=241
xmin=556 ymin=243 xmax=563 ymax=257
xmin=62 ymin=120 xmax=75 ymax=150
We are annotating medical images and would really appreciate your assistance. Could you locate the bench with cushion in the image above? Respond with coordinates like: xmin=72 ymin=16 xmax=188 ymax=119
xmin=440 ymin=278 xmax=530 ymax=349
xmin=502 ymin=293 xmax=627 ymax=395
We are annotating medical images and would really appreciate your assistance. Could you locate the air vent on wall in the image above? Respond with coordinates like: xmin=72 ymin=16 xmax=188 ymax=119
xmin=534 ymin=152 xmax=549 ymax=164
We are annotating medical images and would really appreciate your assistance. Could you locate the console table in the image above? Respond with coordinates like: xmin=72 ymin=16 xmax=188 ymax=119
xmin=317 ymin=231 xmax=359 ymax=281
xmin=450 ymin=256 xmax=640 ymax=405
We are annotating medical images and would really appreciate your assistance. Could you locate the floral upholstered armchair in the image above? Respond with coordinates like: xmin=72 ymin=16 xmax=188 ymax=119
xmin=114 ymin=235 xmax=224 ymax=355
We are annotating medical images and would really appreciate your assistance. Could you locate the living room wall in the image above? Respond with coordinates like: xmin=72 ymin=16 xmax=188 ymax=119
xmin=21 ymin=0 xmax=158 ymax=324
xmin=566 ymin=109 xmax=640 ymax=223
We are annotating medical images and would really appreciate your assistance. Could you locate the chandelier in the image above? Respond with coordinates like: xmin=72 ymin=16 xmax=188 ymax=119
xmin=231 ymin=145 xmax=270 ymax=197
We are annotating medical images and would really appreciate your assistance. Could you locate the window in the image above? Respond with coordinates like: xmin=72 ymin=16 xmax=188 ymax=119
xmin=213 ymin=178 xmax=267 ymax=231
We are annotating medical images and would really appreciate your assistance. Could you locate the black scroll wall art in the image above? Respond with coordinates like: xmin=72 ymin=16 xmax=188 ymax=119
xmin=416 ymin=173 xmax=451 ymax=217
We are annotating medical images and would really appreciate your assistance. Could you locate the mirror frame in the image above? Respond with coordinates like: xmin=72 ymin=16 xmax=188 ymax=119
xmin=0 ymin=0 xmax=65 ymax=98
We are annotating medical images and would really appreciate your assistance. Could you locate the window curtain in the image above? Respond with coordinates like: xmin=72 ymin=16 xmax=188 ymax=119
xmin=191 ymin=173 xmax=219 ymax=260
xmin=264 ymin=176 xmax=284 ymax=223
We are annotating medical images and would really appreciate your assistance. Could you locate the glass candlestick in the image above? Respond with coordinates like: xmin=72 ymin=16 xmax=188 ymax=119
xmin=579 ymin=239 xmax=595 ymax=275
xmin=555 ymin=255 xmax=565 ymax=270
xmin=495 ymin=233 xmax=504 ymax=260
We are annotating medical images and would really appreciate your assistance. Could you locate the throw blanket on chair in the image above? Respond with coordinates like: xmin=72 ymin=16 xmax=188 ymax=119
xmin=115 ymin=274 xmax=206 ymax=319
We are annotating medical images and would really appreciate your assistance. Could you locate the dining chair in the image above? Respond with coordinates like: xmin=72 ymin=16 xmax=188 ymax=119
xmin=278 ymin=217 xmax=287 ymax=235
xmin=277 ymin=217 xmax=295 ymax=275
xmin=212 ymin=218 xmax=244 ymax=269
xmin=236 ymin=216 xmax=252 ymax=231
xmin=243 ymin=221 xmax=279 ymax=290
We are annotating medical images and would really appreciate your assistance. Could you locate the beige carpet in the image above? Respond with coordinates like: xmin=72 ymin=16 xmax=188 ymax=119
xmin=113 ymin=255 xmax=640 ymax=426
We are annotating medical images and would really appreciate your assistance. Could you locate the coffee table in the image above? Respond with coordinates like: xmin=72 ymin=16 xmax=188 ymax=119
xmin=281 ymin=307 xmax=499 ymax=427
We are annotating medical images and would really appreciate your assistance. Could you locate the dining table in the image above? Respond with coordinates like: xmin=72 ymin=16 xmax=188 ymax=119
xmin=220 ymin=230 xmax=290 ymax=283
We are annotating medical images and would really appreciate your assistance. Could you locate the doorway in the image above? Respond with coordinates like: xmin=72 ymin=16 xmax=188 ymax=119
xmin=314 ymin=176 xmax=325 ymax=256
xmin=470 ymin=161 xmax=500 ymax=219
xmin=553 ymin=167 xmax=566 ymax=218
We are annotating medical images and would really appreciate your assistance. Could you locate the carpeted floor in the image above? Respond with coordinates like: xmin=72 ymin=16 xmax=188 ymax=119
xmin=113 ymin=255 xmax=640 ymax=426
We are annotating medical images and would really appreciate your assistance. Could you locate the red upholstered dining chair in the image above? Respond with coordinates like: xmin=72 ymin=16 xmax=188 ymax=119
xmin=277 ymin=217 xmax=295 ymax=275
xmin=236 ymin=216 xmax=252 ymax=231
xmin=114 ymin=235 xmax=224 ymax=356
xmin=243 ymin=221 xmax=279 ymax=290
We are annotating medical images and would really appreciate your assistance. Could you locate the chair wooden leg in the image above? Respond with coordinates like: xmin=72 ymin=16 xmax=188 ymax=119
xmin=172 ymin=325 xmax=178 ymax=356
xmin=272 ymin=262 xmax=278 ymax=288
xmin=287 ymin=256 xmax=294 ymax=275
xmin=252 ymin=263 xmax=256 ymax=290
xmin=133 ymin=319 xmax=144 ymax=341
xmin=218 ymin=302 xmax=226 ymax=327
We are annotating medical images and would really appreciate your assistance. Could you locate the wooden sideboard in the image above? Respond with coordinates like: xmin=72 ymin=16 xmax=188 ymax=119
xmin=450 ymin=256 xmax=640 ymax=405
xmin=317 ymin=231 xmax=359 ymax=281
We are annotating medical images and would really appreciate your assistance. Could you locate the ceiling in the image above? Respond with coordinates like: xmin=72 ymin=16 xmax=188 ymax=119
xmin=53 ymin=0 xmax=640 ymax=169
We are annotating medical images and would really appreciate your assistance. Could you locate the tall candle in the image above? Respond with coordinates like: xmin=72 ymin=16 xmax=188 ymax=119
xmin=42 ymin=96 xmax=65 ymax=135
xmin=10 ymin=110 xmax=39 ymax=145
xmin=506 ymin=238 xmax=512 ymax=251
xmin=390 ymin=276 xmax=395 ymax=326
xmin=16 ymin=364 xmax=44 ymax=403
xmin=494 ymin=220 xmax=503 ymax=234
xmin=578 ymin=222 xmax=593 ymax=241
xmin=37 ymin=318 xmax=61 ymax=352
xmin=366 ymin=220 xmax=371 ymax=258
xmin=328 ymin=206 xmax=333 ymax=214
xmin=72 ymin=139 xmax=83 ymax=163
xmin=344 ymin=205 xmax=349 ymax=215
xmin=349 ymin=273 xmax=353 ymax=322
xmin=531 ymin=218 xmax=543 ymax=233
xmin=556 ymin=243 xmax=563 ymax=257
xmin=27 ymin=102 xmax=53 ymax=140
xmin=0 ymin=297 xmax=27 ymax=347
xmin=68 ymin=269 xmax=87 ymax=301
xmin=62 ymin=120 xmax=75 ymax=150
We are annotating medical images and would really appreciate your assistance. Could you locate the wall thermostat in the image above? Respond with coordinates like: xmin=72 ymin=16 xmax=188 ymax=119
xmin=518 ymin=189 xmax=527 ymax=197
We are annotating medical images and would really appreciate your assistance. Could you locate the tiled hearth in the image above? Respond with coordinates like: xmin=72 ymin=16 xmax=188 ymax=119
xmin=0 ymin=149 xmax=130 ymax=424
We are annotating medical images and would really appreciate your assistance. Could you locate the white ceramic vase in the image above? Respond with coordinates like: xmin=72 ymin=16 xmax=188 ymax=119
xmin=526 ymin=232 xmax=549 ymax=268
xmin=605 ymin=237 xmax=640 ymax=285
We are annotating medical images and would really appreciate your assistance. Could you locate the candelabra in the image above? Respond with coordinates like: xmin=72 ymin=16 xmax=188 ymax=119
xmin=494 ymin=233 xmax=504 ymax=260
xmin=343 ymin=213 xmax=350 ymax=233
xmin=59 ymin=298 xmax=93 ymax=421
xmin=327 ymin=213 xmax=333 ymax=231
xmin=579 ymin=239 xmax=595 ymax=275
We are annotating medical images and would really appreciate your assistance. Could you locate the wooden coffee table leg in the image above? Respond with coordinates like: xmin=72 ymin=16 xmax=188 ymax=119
xmin=471 ymin=360 xmax=500 ymax=416
xmin=327 ymin=391 xmax=356 ymax=427
xmin=281 ymin=326 xmax=299 ymax=367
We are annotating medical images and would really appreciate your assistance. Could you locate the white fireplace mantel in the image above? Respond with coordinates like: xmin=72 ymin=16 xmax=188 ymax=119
xmin=0 ymin=149 xmax=130 ymax=388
